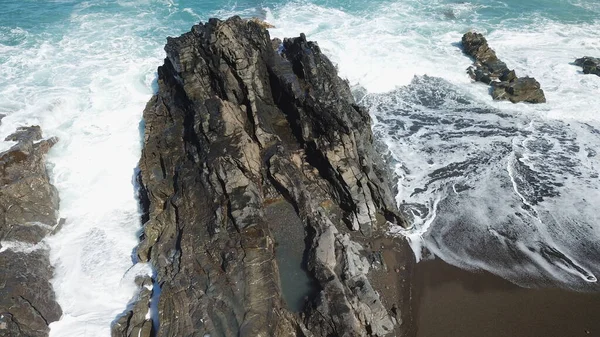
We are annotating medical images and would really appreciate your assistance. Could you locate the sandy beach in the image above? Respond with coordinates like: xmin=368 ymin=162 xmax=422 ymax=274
xmin=414 ymin=258 xmax=600 ymax=337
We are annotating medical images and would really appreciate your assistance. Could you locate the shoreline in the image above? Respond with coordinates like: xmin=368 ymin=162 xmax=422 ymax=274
xmin=414 ymin=257 xmax=600 ymax=337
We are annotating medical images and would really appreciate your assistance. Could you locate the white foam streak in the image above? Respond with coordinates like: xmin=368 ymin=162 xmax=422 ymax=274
xmin=389 ymin=192 xmax=442 ymax=263
xmin=0 ymin=240 xmax=47 ymax=254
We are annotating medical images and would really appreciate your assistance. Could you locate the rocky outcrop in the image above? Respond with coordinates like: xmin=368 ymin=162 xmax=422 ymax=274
xmin=461 ymin=31 xmax=546 ymax=103
xmin=112 ymin=276 xmax=154 ymax=337
xmin=575 ymin=56 xmax=600 ymax=77
xmin=117 ymin=16 xmax=412 ymax=337
xmin=0 ymin=126 xmax=62 ymax=337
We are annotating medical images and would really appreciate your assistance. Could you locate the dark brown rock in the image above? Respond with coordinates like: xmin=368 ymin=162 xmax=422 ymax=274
xmin=461 ymin=31 xmax=546 ymax=103
xmin=120 ymin=16 xmax=412 ymax=337
xmin=0 ymin=126 xmax=62 ymax=337
xmin=112 ymin=276 xmax=153 ymax=337
xmin=575 ymin=56 xmax=600 ymax=77
xmin=492 ymin=77 xmax=546 ymax=103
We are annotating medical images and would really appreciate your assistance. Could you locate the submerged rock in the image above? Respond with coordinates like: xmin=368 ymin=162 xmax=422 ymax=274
xmin=575 ymin=56 xmax=600 ymax=77
xmin=121 ymin=16 xmax=412 ymax=337
xmin=0 ymin=126 xmax=62 ymax=337
xmin=461 ymin=31 xmax=546 ymax=103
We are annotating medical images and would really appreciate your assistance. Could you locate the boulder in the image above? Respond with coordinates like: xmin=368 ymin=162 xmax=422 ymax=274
xmin=0 ymin=126 xmax=62 ymax=337
xmin=461 ymin=31 xmax=546 ymax=103
xmin=575 ymin=56 xmax=600 ymax=77
xmin=119 ymin=16 xmax=412 ymax=337
xmin=492 ymin=77 xmax=546 ymax=103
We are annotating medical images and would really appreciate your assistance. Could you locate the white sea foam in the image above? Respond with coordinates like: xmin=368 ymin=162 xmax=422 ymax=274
xmin=268 ymin=1 xmax=600 ymax=116
xmin=0 ymin=240 xmax=47 ymax=254
xmin=268 ymin=2 xmax=476 ymax=93
xmin=41 ymin=10 xmax=163 ymax=337
xmin=268 ymin=1 xmax=600 ymax=289
xmin=0 ymin=1 xmax=165 ymax=335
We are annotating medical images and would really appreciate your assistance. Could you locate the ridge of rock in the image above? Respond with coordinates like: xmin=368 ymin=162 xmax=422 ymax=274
xmin=0 ymin=126 xmax=62 ymax=337
xmin=461 ymin=31 xmax=546 ymax=103
xmin=117 ymin=16 xmax=413 ymax=337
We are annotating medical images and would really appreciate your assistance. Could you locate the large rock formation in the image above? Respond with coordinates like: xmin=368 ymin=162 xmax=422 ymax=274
xmin=575 ymin=56 xmax=600 ymax=77
xmin=0 ymin=126 xmax=62 ymax=337
xmin=461 ymin=32 xmax=546 ymax=103
xmin=116 ymin=16 xmax=413 ymax=337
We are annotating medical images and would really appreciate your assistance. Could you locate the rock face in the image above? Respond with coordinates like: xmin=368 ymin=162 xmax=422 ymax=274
xmin=575 ymin=56 xmax=600 ymax=77
xmin=0 ymin=126 xmax=62 ymax=337
xmin=461 ymin=31 xmax=546 ymax=103
xmin=112 ymin=276 xmax=154 ymax=337
xmin=119 ymin=16 xmax=412 ymax=337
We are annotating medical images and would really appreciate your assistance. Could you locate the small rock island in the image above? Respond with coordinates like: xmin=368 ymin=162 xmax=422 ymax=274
xmin=114 ymin=16 xmax=414 ymax=337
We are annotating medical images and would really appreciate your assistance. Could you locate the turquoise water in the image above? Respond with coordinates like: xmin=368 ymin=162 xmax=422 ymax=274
xmin=1 ymin=0 xmax=600 ymax=336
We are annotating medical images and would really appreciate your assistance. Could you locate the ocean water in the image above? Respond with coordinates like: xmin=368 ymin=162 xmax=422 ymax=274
xmin=1 ymin=0 xmax=599 ymax=335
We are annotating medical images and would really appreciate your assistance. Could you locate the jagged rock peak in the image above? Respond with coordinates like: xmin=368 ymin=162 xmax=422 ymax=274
xmin=121 ymin=16 xmax=412 ymax=337
xmin=461 ymin=31 xmax=546 ymax=104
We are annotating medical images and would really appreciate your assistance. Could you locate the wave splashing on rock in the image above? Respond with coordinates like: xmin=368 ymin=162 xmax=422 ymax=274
xmin=365 ymin=75 xmax=600 ymax=290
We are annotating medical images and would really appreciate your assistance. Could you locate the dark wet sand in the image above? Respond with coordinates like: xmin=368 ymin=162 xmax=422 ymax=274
xmin=415 ymin=259 xmax=600 ymax=337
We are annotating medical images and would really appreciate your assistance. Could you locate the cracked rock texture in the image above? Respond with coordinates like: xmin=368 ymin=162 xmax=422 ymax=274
xmin=0 ymin=126 xmax=62 ymax=337
xmin=461 ymin=31 xmax=546 ymax=104
xmin=117 ymin=16 xmax=412 ymax=337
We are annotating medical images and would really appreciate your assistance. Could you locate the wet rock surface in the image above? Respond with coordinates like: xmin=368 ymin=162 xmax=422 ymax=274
xmin=575 ymin=56 xmax=600 ymax=77
xmin=461 ymin=31 xmax=546 ymax=103
xmin=112 ymin=276 xmax=154 ymax=337
xmin=0 ymin=126 xmax=62 ymax=337
xmin=119 ymin=16 xmax=412 ymax=337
